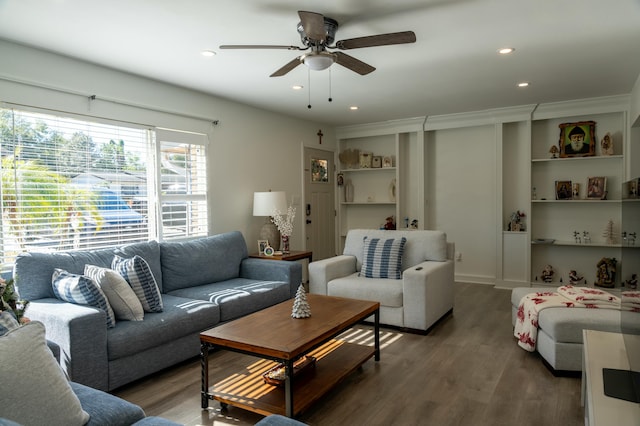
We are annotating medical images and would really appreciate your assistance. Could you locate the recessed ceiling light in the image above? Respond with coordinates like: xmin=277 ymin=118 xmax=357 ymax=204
xmin=292 ymin=85 xmax=303 ymax=90
xmin=201 ymin=50 xmax=216 ymax=57
xmin=518 ymin=82 xmax=530 ymax=87
xmin=498 ymin=47 xmax=515 ymax=55
xmin=349 ymin=106 xmax=359 ymax=111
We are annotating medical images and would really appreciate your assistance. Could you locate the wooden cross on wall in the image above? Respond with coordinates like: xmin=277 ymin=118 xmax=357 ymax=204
xmin=317 ymin=129 xmax=323 ymax=144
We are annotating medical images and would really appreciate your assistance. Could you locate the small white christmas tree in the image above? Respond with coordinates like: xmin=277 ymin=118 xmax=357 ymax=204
xmin=603 ymin=219 xmax=615 ymax=245
xmin=291 ymin=284 xmax=311 ymax=318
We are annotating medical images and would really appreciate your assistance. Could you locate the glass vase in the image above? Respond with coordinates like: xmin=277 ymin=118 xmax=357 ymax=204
xmin=281 ymin=235 xmax=290 ymax=254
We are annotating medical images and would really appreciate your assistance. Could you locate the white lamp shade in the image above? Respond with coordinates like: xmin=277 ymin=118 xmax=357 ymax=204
xmin=253 ymin=191 xmax=287 ymax=216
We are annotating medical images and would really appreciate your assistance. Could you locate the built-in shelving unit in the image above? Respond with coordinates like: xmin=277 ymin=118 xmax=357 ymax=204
xmin=529 ymin=108 xmax=629 ymax=287
xmin=335 ymin=118 xmax=424 ymax=253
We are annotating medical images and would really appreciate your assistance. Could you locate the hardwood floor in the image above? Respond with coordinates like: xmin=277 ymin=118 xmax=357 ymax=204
xmin=113 ymin=282 xmax=584 ymax=425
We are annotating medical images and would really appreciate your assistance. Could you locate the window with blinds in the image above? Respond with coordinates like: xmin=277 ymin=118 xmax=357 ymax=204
xmin=0 ymin=108 xmax=208 ymax=265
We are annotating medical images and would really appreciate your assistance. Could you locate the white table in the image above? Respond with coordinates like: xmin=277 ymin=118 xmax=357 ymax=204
xmin=582 ymin=330 xmax=640 ymax=426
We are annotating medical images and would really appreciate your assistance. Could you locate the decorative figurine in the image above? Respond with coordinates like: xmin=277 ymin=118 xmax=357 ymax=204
xmin=384 ymin=216 xmax=396 ymax=230
xmin=508 ymin=210 xmax=526 ymax=231
xmin=583 ymin=231 xmax=591 ymax=244
xmin=569 ymin=270 xmax=583 ymax=285
xmin=572 ymin=183 xmax=580 ymax=199
xmin=291 ymin=284 xmax=311 ymax=318
xmin=573 ymin=231 xmax=581 ymax=244
xmin=549 ymin=145 xmax=559 ymax=159
xmin=410 ymin=219 xmax=418 ymax=229
xmin=600 ymin=132 xmax=614 ymax=155
xmin=595 ymin=257 xmax=617 ymax=288
xmin=603 ymin=220 xmax=615 ymax=245
xmin=626 ymin=274 xmax=638 ymax=289
xmin=542 ymin=265 xmax=554 ymax=283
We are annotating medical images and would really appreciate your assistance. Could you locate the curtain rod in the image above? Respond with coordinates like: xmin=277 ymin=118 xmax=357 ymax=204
xmin=0 ymin=74 xmax=220 ymax=126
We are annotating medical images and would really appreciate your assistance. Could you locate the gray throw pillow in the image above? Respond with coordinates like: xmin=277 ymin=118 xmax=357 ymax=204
xmin=0 ymin=321 xmax=90 ymax=425
xmin=84 ymin=265 xmax=144 ymax=321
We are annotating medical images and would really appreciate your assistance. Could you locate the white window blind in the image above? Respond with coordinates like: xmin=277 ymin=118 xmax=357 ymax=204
xmin=156 ymin=129 xmax=208 ymax=240
xmin=0 ymin=108 xmax=208 ymax=265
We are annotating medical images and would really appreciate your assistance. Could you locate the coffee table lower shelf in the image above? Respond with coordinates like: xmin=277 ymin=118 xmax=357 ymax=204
xmin=206 ymin=341 xmax=375 ymax=417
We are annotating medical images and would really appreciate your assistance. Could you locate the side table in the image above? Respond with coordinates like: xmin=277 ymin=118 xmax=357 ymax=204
xmin=249 ymin=250 xmax=313 ymax=288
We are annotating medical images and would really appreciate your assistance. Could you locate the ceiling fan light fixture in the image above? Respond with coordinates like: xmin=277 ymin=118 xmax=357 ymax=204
xmin=301 ymin=52 xmax=336 ymax=71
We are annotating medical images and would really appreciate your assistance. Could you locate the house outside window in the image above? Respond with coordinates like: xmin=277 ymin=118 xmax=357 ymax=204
xmin=0 ymin=107 xmax=208 ymax=266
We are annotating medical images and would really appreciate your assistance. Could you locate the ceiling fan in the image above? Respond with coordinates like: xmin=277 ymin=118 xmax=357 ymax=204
xmin=220 ymin=10 xmax=416 ymax=77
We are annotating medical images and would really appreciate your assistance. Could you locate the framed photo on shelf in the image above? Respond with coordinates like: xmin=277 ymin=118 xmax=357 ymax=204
xmin=382 ymin=156 xmax=393 ymax=168
xmin=559 ymin=121 xmax=596 ymax=158
xmin=359 ymin=151 xmax=372 ymax=168
xmin=555 ymin=180 xmax=572 ymax=200
xmin=587 ymin=176 xmax=607 ymax=199
xmin=258 ymin=240 xmax=269 ymax=254
xmin=372 ymin=156 xmax=382 ymax=168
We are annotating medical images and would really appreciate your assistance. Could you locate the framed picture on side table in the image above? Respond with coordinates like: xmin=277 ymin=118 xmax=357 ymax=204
xmin=258 ymin=240 xmax=269 ymax=254
xmin=587 ymin=176 xmax=607 ymax=199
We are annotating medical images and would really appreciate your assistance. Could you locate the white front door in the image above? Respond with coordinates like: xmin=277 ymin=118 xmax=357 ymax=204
xmin=303 ymin=147 xmax=336 ymax=260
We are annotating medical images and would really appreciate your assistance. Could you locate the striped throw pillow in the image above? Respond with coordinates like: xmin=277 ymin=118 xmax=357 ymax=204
xmin=51 ymin=269 xmax=116 ymax=328
xmin=360 ymin=237 xmax=407 ymax=279
xmin=112 ymin=255 xmax=163 ymax=313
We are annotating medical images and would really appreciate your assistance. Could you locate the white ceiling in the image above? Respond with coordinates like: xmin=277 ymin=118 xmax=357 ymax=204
xmin=1 ymin=0 xmax=640 ymax=126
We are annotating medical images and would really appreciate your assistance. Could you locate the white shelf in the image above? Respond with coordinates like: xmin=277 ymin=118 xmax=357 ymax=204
xmin=531 ymin=240 xmax=630 ymax=248
xmin=341 ymin=202 xmax=395 ymax=205
xmin=341 ymin=167 xmax=396 ymax=172
xmin=532 ymin=199 xmax=621 ymax=204
xmin=531 ymin=155 xmax=623 ymax=163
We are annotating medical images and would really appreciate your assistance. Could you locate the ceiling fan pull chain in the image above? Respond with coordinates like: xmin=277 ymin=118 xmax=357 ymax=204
xmin=307 ymin=68 xmax=312 ymax=109
xmin=328 ymin=68 xmax=333 ymax=102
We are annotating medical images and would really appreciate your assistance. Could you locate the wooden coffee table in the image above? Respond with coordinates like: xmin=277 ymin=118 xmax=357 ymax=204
xmin=200 ymin=294 xmax=380 ymax=418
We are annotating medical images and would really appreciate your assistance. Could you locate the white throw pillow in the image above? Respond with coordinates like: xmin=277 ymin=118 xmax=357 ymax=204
xmin=84 ymin=264 xmax=144 ymax=321
xmin=0 ymin=321 xmax=90 ymax=425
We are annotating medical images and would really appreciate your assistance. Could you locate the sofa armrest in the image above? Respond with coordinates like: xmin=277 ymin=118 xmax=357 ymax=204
xmin=240 ymin=258 xmax=303 ymax=299
xmin=26 ymin=299 xmax=109 ymax=390
xmin=309 ymin=255 xmax=357 ymax=295
xmin=402 ymin=260 xmax=455 ymax=331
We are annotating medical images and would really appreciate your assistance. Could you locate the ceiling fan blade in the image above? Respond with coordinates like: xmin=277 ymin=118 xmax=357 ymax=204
xmin=334 ymin=52 xmax=375 ymax=75
xmin=270 ymin=56 xmax=303 ymax=77
xmin=336 ymin=31 xmax=416 ymax=50
xmin=220 ymin=45 xmax=303 ymax=50
xmin=298 ymin=10 xmax=326 ymax=42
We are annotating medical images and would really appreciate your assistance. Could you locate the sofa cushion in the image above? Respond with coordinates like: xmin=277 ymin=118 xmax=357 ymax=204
xmin=0 ymin=321 xmax=90 ymax=426
xmin=112 ymin=255 xmax=163 ymax=313
xmin=107 ymin=294 xmax=219 ymax=360
xmin=537 ymin=308 xmax=630 ymax=343
xmin=15 ymin=248 xmax=116 ymax=300
xmin=52 ymin=268 xmax=116 ymax=328
xmin=14 ymin=241 xmax=162 ymax=300
xmin=70 ymin=381 xmax=146 ymax=426
xmin=167 ymin=278 xmax=290 ymax=321
xmin=360 ymin=237 xmax=406 ymax=279
xmin=84 ymin=265 xmax=144 ymax=321
xmin=160 ymin=231 xmax=248 ymax=292
xmin=328 ymin=273 xmax=404 ymax=308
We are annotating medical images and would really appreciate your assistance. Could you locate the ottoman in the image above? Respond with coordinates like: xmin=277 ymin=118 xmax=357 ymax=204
xmin=510 ymin=287 xmax=635 ymax=372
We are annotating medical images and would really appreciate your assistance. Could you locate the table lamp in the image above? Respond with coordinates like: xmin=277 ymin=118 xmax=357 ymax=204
xmin=253 ymin=191 xmax=287 ymax=251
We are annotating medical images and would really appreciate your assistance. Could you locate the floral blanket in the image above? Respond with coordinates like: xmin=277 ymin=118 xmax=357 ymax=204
xmin=514 ymin=285 xmax=640 ymax=352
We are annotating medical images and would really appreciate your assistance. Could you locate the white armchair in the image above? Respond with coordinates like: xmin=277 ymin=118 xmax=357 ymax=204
xmin=309 ymin=229 xmax=454 ymax=333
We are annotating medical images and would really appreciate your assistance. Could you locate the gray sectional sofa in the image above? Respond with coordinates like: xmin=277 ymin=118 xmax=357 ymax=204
xmin=15 ymin=231 xmax=302 ymax=391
